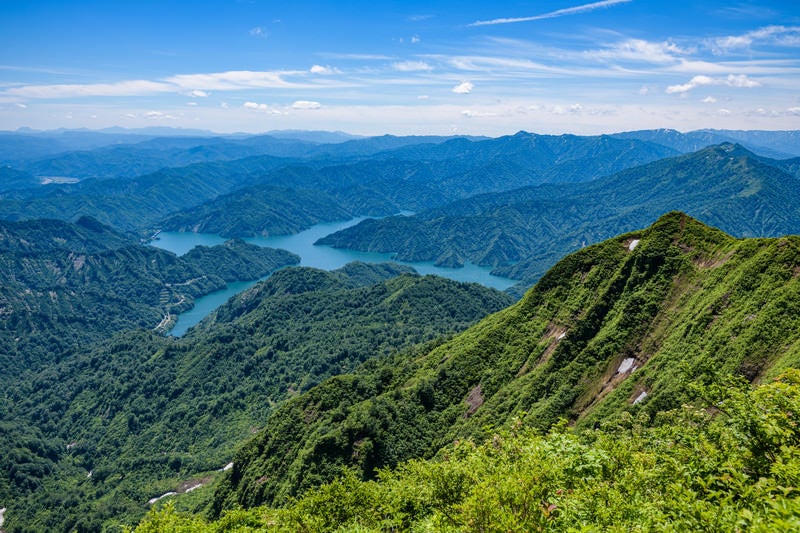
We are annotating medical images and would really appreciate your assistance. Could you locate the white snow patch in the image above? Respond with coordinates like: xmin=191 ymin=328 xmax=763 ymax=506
xmin=185 ymin=483 xmax=203 ymax=493
xmin=557 ymin=332 xmax=566 ymax=340
xmin=0 ymin=507 xmax=6 ymax=529
xmin=147 ymin=492 xmax=176 ymax=505
xmin=617 ymin=357 xmax=636 ymax=374
xmin=628 ymin=239 xmax=640 ymax=251
xmin=633 ymin=391 xmax=648 ymax=405
xmin=222 ymin=462 xmax=234 ymax=471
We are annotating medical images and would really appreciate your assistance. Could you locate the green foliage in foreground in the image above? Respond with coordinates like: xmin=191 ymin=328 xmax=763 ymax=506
xmin=133 ymin=370 xmax=800 ymax=532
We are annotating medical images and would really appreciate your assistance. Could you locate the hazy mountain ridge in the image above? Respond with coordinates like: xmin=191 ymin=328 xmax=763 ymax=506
xmin=318 ymin=143 xmax=800 ymax=294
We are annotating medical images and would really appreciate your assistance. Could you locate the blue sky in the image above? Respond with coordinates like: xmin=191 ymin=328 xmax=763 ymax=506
xmin=1 ymin=0 xmax=799 ymax=135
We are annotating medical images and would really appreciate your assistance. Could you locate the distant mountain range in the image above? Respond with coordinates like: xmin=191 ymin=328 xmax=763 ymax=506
xmin=318 ymin=143 xmax=800 ymax=294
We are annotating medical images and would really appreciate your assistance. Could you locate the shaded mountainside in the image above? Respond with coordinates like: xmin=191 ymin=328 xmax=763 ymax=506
xmin=215 ymin=213 xmax=800 ymax=513
xmin=318 ymin=143 xmax=800 ymax=294
xmin=0 ymin=218 xmax=298 ymax=374
xmin=0 ymin=166 xmax=40 ymax=192
xmin=161 ymin=185 xmax=354 ymax=237
xmin=0 ymin=264 xmax=512 ymax=532
xmin=0 ymin=154 xmax=295 ymax=230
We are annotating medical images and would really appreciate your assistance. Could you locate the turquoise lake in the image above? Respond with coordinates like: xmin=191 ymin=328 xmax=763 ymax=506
xmin=150 ymin=217 xmax=516 ymax=336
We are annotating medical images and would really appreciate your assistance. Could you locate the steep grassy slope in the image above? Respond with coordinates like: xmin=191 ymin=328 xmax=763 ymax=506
xmin=216 ymin=212 xmax=800 ymax=513
xmin=137 ymin=370 xmax=800 ymax=531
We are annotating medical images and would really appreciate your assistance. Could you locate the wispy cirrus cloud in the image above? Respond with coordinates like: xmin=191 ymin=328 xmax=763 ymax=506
xmin=711 ymin=25 xmax=800 ymax=53
xmin=586 ymin=39 xmax=690 ymax=64
xmin=2 ymin=70 xmax=333 ymax=100
xmin=470 ymin=0 xmax=631 ymax=27
xmin=4 ymin=79 xmax=174 ymax=98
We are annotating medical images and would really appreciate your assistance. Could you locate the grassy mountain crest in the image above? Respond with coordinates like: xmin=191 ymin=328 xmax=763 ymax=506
xmin=215 ymin=212 xmax=800 ymax=513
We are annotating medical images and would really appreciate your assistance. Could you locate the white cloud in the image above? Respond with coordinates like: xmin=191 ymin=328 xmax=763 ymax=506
xmin=718 ymin=108 xmax=732 ymax=115
xmin=726 ymin=74 xmax=760 ymax=88
xmin=411 ymin=35 xmax=421 ymax=44
xmin=186 ymin=102 xmax=198 ymax=106
xmin=188 ymin=90 xmax=209 ymax=97
xmin=392 ymin=61 xmax=433 ymax=72
xmin=666 ymin=75 xmax=715 ymax=94
xmin=639 ymin=86 xmax=649 ymax=95
xmin=418 ymin=95 xmax=430 ymax=100
xmin=244 ymin=101 xmax=268 ymax=110
xmin=666 ymin=74 xmax=760 ymax=94
xmin=788 ymin=107 xmax=800 ymax=115
xmin=702 ymin=96 xmax=717 ymax=103
xmin=243 ymin=101 xmax=285 ymax=114
xmin=452 ymin=81 xmax=474 ymax=94
xmin=15 ymin=102 xmax=27 ymax=108
xmin=220 ymin=102 xmax=229 ymax=109
xmin=292 ymin=100 xmax=321 ymax=109
xmin=470 ymin=0 xmax=631 ymax=26
xmin=310 ymin=65 xmax=339 ymax=75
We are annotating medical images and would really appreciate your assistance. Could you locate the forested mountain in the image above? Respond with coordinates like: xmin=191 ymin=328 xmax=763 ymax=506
xmin=161 ymin=185 xmax=354 ymax=237
xmin=0 ymin=155 xmax=295 ymax=229
xmin=0 ymin=264 xmax=512 ymax=532
xmin=0 ymin=167 xmax=40 ymax=192
xmin=318 ymin=143 xmax=800 ymax=294
xmin=3 ymin=127 xmax=800 ymax=532
xmin=0 ymin=131 xmax=680 ymax=234
xmin=213 ymin=213 xmax=800 ymax=519
xmin=0 ymin=217 xmax=298 ymax=374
